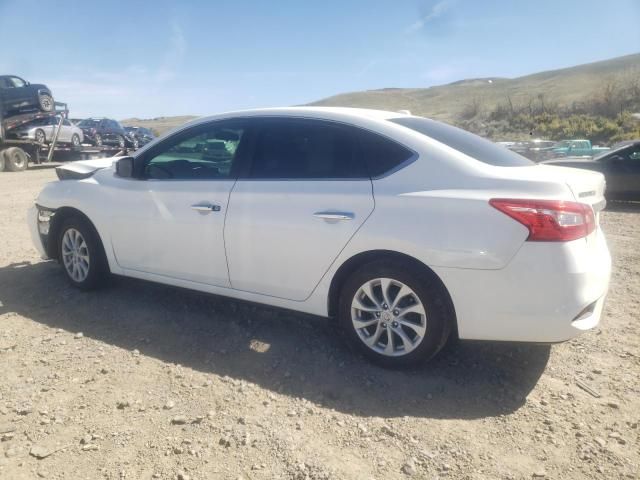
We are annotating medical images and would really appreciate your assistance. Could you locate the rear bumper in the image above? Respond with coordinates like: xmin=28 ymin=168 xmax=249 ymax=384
xmin=435 ymin=229 xmax=611 ymax=342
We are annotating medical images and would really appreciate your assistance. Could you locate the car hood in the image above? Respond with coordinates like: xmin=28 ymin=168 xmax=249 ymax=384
xmin=55 ymin=157 xmax=118 ymax=180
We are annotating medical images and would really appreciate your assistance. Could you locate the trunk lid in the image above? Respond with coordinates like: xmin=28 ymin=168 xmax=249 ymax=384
xmin=536 ymin=165 xmax=607 ymax=212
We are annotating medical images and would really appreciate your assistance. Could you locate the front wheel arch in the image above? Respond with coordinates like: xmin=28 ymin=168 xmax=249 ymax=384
xmin=327 ymin=250 xmax=457 ymax=334
xmin=47 ymin=207 xmax=108 ymax=266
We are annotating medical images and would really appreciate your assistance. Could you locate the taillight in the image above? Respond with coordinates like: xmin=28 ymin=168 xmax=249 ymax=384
xmin=490 ymin=198 xmax=595 ymax=242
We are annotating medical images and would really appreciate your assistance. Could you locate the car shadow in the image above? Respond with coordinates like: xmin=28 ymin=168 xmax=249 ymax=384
xmin=0 ymin=261 xmax=550 ymax=420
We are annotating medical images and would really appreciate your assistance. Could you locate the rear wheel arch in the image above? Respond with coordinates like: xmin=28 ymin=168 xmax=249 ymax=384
xmin=327 ymin=250 xmax=457 ymax=332
xmin=48 ymin=207 xmax=107 ymax=264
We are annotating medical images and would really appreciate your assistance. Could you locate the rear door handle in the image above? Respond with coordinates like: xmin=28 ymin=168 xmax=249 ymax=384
xmin=191 ymin=203 xmax=221 ymax=212
xmin=313 ymin=211 xmax=354 ymax=221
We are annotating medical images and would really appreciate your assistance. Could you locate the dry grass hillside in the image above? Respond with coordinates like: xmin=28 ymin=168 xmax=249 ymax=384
xmin=309 ymin=53 xmax=640 ymax=122
xmin=118 ymin=53 xmax=640 ymax=138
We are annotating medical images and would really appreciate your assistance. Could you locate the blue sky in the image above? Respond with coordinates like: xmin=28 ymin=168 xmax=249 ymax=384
xmin=0 ymin=0 xmax=638 ymax=118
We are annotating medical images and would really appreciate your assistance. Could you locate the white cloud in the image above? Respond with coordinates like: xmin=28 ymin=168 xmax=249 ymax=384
xmin=405 ymin=0 xmax=455 ymax=34
xmin=156 ymin=22 xmax=187 ymax=83
xmin=42 ymin=23 xmax=192 ymax=118
xmin=420 ymin=64 xmax=460 ymax=84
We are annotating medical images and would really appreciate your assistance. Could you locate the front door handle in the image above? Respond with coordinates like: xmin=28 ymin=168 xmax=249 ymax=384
xmin=313 ymin=211 xmax=354 ymax=221
xmin=191 ymin=203 xmax=221 ymax=212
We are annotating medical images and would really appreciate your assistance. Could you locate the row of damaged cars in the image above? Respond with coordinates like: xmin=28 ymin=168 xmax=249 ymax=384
xmin=497 ymin=137 xmax=640 ymax=200
xmin=1 ymin=74 xmax=155 ymax=149
xmin=12 ymin=115 xmax=156 ymax=150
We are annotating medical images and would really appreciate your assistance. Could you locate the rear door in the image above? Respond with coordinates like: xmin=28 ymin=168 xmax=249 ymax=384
xmin=224 ymin=117 xmax=375 ymax=301
xmin=0 ymin=77 xmax=21 ymax=112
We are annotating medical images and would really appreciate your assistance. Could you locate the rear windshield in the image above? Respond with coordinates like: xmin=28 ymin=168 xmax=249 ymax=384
xmin=390 ymin=117 xmax=533 ymax=167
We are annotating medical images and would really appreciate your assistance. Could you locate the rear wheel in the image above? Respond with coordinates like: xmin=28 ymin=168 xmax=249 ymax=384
xmin=117 ymin=135 xmax=125 ymax=148
xmin=38 ymin=93 xmax=54 ymax=112
xmin=94 ymin=134 xmax=103 ymax=147
xmin=57 ymin=217 xmax=108 ymax=290
xmin=3 ymin=147 xmax=28 ymax=172
xmin=35 ymin=128 xmax=46 ymax=144
xmin=339 ymin=260 xmax=452 ymax=367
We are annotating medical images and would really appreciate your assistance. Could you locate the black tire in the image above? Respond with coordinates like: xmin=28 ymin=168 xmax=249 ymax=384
xmin=94 ymin=134 xmax=103 ymax=147
xmin=71 ymin=134 xmax=81 ymax=147
xmin=132 ymin=137 xmax=139 ymax=149
xmin=338 ymin=260 xmax=452 ymax=367
xmin=117 ymin=135 xmax=125 ymax=148
xmin=35 ymin=128 xmax=47 ymax=144
xmin=38 ymin=93 xmax=54 ymax=112
xmin=57 ymin=216 xmax=109 ymax=290
xmin=3 ymin=147 xmax=28 ymax=172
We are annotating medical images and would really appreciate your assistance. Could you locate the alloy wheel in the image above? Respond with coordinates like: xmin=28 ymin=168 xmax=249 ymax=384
xmin=61 ymin=228 xmax=90 ymax=282
xmin=351 ymin=277 xmax=427 ymax=357
xmin=35 ymin=129 xmax=46 ymax=144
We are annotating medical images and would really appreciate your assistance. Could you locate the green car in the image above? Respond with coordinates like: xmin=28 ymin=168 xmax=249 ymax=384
xmin=551 ymin=139 xmax=610 ymax=158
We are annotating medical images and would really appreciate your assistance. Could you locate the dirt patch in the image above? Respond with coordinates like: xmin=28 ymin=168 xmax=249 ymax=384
xmin=0 ymin=168 xmax=638 ymax=479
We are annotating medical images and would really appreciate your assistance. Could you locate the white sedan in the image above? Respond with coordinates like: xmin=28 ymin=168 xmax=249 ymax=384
xmin=13 ymin=116 xmax=84 ymax=146
xmin=29 ymin=108 xmax=611 ymax=366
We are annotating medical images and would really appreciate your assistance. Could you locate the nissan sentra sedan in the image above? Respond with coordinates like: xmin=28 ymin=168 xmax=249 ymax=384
xmin=28 ymin=107 xmax=611 ymax=367
xmin=12 ymin=116 xmax=83 ymax=146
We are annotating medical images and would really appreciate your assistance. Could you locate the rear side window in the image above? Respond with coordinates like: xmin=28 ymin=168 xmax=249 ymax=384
xmin=390 ymin=117 xmax=533 ymax=167
xmin=249 ymin=119 xmax=367 ymax=179
xmin=358 ymin=130 xmax=414 ymax=177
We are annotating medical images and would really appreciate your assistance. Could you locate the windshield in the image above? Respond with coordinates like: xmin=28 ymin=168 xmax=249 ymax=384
xmin=390 ymin=117 xmax=534 ymax=167
xmin=78 ymin=119 xmax=99 ymax=127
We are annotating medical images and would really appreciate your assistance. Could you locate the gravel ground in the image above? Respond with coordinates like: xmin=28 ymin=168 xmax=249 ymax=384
xmin=0 ymin=167 xmax=638 ymax=480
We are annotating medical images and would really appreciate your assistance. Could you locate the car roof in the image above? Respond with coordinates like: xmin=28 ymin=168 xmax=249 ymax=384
xmin=187 ymin=106 xmax=411 ymax=128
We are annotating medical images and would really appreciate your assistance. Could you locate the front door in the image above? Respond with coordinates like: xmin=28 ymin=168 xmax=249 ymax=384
xmin=108 ymin=120 xmax=250 ymax=286
xmin=224 ymin=117 xmax=375 ymax=301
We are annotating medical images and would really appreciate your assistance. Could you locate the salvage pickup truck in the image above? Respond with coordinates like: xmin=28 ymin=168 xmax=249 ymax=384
xmin=551 ymin=139 xmax=610 ymax=158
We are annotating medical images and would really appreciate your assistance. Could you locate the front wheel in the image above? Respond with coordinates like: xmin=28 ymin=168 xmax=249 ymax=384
xmin=117 ymin=135 xmax=125 ymax=148
xmin=339 ymin=260 xmax=452 ymax=367
xmin=94 ymin=134 xmax=103 ymax=147
xmin=71 ymin=134 xmax=81 ymax=147
xmin=58 ymin=217 xmax=108 ymax=290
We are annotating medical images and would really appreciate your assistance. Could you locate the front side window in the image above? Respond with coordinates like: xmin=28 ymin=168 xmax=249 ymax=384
xmin=144 ymin=123 xmax=246 ymax=180
xmin=7 ymin=77 xmax=26 ymax=88
xmin=249 ymin=119 xmax=366 ymax=179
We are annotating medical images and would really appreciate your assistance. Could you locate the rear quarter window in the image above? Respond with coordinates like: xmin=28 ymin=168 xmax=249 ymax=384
xmin=390 ymin=117 xmax=533 ymax=167
xmin=358 ymin=130 xmax=415 ymax=177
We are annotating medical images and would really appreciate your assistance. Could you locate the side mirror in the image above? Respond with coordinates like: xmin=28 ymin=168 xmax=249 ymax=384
xmin=115 ymin=156 xmax=135 ymax=178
